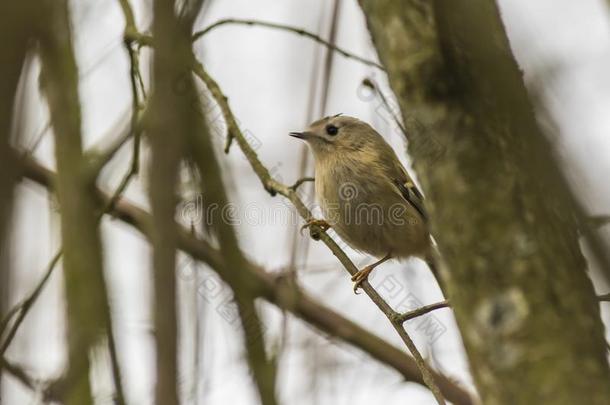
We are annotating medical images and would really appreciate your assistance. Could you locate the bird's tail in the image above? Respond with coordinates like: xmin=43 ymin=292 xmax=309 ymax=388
xmin=425 ymin=241 xmax=447 ymax=295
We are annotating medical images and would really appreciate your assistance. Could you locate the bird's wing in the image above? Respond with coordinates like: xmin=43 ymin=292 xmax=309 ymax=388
xmin=393 ymin=176 xmax=428 ymax=221
xmin=382 ymin=151 xmax=428 ymax=222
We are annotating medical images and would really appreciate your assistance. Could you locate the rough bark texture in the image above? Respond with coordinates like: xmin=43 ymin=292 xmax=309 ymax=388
xmin=359 ymin=1 xmax=610 ymax=404
xmin=37 ymin=0 xmax=111 ymax=403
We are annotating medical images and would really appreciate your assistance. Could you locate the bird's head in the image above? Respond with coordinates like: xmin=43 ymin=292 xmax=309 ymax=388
xmin=289 ymin=114 xmax=380 ymax=161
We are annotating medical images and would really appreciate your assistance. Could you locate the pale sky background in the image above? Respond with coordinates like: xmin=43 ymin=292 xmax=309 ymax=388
xmin=3 ymin=0 xmax=610 ymax=404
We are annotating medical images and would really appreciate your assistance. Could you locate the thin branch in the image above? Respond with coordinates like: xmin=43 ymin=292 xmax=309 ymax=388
xmin=85 ymin=109 xmax=133 ymax=175
xmin=189 ymin=58 xmax=446 ymax=404
xmin=120 ymin=0 xmax=147 ymax=176
xmin=20 ymin=156 xmax=475 ymax=405
xmin=188 ymin=102 xmax=279 ymax=405
xmin=6 ymin=55 xmax=144 ymax=387
xmin=1 ymin=357 xmax=36 ymax=390
xmin=362 ymin=77 xmax=408 ymax=138
xmin=24 ymin=120 xmax=51 ymax=156
xmin=289 ymin=176 xmax=314 ymax=191
xmin=193 ymin=18 xmax=384 ymax=70
xmin=393 ymin=300 xmax=450 ymax=324
xmin=117 ymin=0 xmax=136 ymax=31
xmin=73 ymin=24 xmax=146 ymax=176
xmin=0 ymin=304 xmax=22 ymax=337
xmin=0 ymin=251 xmax=62 ymax=355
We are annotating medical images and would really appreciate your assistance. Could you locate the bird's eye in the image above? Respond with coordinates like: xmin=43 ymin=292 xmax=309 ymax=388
xmin=326 ymin=124 xmax=339 ymax=136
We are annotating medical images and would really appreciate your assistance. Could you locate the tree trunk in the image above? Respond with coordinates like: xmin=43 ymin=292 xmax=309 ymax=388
xmin=358 ymin=1 xmax=610 ymax=404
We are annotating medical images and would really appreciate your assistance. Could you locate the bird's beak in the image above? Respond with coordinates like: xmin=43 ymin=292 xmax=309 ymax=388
xmin=289 ymin=131 xmax=311 ymax=140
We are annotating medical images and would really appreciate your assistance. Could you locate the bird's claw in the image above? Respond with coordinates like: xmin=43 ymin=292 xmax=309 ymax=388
xmin=351 ymin=266 xmax=374 ymax=294
xmin=300 ymin=219 xmax=331 ymax=239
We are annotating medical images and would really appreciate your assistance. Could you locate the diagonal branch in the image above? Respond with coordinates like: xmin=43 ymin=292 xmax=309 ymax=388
xmin=187 ymin=88 xmax=279 ymax=405
xmin=20 ymin=156 xmax=475 ymax=405
xmin=1 ymin=357 xmax=36 ymax=391
xmin=393 ymin=300 xmax=449 ymax=324
xmin=0 ymin=251 xmax=62 ymax=355
xmin=189 ymin=59 xmax=446 ymax=404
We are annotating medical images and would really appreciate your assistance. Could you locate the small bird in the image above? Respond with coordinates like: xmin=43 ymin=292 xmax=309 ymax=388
xmin=290 ymin=114 xmax=431 ymax=293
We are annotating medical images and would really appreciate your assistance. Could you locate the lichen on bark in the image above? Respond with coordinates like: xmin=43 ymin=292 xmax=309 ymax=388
xmin=359 ymin=0 xmax=610 ymax=403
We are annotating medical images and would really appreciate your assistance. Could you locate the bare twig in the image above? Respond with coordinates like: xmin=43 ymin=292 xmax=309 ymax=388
xmin=19 ymin=156 xmax=475 ymax=405
xmin=1 ymin=357 xmax=35 ymax=390
xmin=87 ymin=0 xmax=147 ymax=179
xmin=362 ymin=77 xmax=408 ymax=138
xmin=393 ymin=300 xmax=450 ymax=324
xmin=2 ymin=113 xmax=140 ymax=354
xmin=289 ymin=176 xmax=315 ymax=191
xmin=85 ymin=109 xmax=133 ymax=175
xmin=0 ymin=251 xmax=62 ymax=355
xmin=192 ymin=18 xmax=384 ymax=70
xmin=189 ymin=58 xmax=446 ymax=404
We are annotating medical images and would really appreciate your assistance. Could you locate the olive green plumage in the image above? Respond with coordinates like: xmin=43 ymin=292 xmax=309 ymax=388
xmin=290 ymin=115 xmax=430 ymax=260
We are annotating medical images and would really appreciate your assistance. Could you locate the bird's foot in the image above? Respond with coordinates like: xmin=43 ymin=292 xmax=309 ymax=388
xmin=351 ymin=265 xmax=375 ymax=294
xmin=351 ymin=253 xmax=392 ymax=294
xmin=300 ymin=219 xmax=331 ymax=240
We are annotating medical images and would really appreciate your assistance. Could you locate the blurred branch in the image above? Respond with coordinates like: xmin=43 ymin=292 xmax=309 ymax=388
xmin=137 ymin=0 xmax=279 ymax=399
xmin=190 ymin=58 xmax=446 ymax=404
xmin=85 ymin=108 xmax=137 ymax=176
xmin=0 ymin=2 xmax=38 ymax=364
xmin=20 ymin=156 xmax=476 ymax=405
xmin=587 ymin=215 xmax=610 ymax=229
xmin=0 ymin=357 xmax=35 ymax=391
xmin=178 ymin=0 xmax=204 ymax=30
xmin=37 ymin=1 xmax=114 ymax=402
xmin=187 ymin=85 xmax=279 ymax=405
xmin=598 ymin=293 xmax=610 ymax=302
xmin=3 ymin=105 xmax=138 ymax=403
xmin=361 ymin=77 xmax=408 ymax=137
xmin=3 ymin=124 xmax=136 ymax=401
xmin=118 ymin=0 xmax=138 ymax=41
xmin=0 ymin=251 xmax=62 ymax=355
xmin=145 ymin=0 xmax=196 ymax=402
xmin=192 ymin=18 xmax=385 ymax=70
xmin=87 ymin=0 xmax=148 ymax=181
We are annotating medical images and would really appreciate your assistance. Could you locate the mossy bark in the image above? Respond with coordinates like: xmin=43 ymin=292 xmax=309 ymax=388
xmin=359 ymin=1 xmax=610 ymax=404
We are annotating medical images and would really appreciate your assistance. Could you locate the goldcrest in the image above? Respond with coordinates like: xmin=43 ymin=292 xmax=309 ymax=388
xmin=290 ymin=115 xmax=431 ymax=291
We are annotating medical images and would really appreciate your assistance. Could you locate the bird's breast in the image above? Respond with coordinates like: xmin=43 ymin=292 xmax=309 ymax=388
xmin=314 ymin=159 xmax=429 ymax=258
